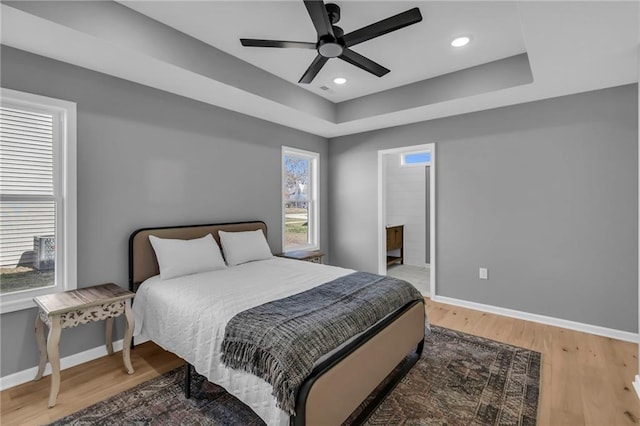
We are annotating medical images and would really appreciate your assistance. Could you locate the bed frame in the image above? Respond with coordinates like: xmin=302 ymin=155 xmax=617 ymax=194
xmin=129 ymin=221 xmax=425 ymax=426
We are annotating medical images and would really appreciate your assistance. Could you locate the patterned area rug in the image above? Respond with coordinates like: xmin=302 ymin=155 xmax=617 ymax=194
xmin=50 ymin=326 xmax=540 ymax=426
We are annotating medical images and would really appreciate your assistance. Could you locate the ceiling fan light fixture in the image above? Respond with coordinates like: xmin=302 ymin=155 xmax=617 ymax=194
xmin=451 ymin=36 xmax=471 ymax=47
xmin=333 ymin=77 xmax=347 ymax=85
xmin=318 ymin=40 xmax=344 ymax=58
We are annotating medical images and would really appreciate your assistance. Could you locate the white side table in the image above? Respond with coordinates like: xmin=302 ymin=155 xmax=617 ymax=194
xmin=33 ymin=283 xmax=135 ymax=407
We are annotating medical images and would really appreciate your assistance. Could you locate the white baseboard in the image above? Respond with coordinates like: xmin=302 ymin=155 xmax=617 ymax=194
xmin=634 ymin=375 xmax=640 ymax=399
xmin=0 ymin=336 xmax=149 ymax=391
xmin=431 ymin=295 xmax=639 ymax=343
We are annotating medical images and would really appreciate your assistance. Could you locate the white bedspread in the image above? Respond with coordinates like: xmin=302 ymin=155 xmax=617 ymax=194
xmin=133 ymin=257 xmax=354 ymax=426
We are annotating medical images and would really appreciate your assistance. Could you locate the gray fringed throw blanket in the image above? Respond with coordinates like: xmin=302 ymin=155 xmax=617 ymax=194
xmin=220 ymin=271 xmax=424 ymax=416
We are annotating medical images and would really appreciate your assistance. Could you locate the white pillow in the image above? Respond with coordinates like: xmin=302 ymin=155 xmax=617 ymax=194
xmin=218 ymin=229 xmax=273 ymax=266
xmin=149 ymin=233 xmax=226 ymax=280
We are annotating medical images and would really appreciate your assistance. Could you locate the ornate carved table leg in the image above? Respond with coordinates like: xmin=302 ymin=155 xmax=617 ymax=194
xmin=46 ymin=316 xmax=62 ymax=408
xmin=122 ymin=299 xmax=134 ymax=374
xmin=105 ymin=317 xmax=114 ymax=355
xmin=34 ymin=313 xmax=48 ymax=381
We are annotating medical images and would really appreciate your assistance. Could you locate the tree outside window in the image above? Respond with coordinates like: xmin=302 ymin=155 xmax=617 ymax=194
xmin=282 ymin=147 xmax=318 ymax=251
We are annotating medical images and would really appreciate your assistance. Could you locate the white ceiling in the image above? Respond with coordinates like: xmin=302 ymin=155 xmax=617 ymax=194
xmin=1 ymin=1 xmax=638 ymax=138
xmin=121 ymin=1 xmax=528 ymax=102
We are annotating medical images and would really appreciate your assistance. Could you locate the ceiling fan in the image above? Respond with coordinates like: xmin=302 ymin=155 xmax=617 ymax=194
xmin=240 ymin=1 xmax=423 ymax=84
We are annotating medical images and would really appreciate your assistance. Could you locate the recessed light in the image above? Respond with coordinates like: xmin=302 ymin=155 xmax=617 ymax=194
xmin=451 ymin=36 xmax=470 ymax=47
xmin=333 ymin=77 xmax=347 ymax=85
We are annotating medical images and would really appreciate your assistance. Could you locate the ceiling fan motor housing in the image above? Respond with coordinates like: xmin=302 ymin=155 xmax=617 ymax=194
xmin=317 ymin=25 xmax=344 ymax=58
xmin=317 ymin=39 xmax=343 ymax=57
xmin=317 ymin=4 xmax=343 ymax=58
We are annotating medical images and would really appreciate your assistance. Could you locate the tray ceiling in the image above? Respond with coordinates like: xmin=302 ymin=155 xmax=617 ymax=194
xmin=121 ymin=1 xmax=528 ymax=103
xmin=1 ymin=1 xmax=637 ymax=137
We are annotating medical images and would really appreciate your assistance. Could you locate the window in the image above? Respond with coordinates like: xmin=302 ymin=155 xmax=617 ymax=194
xmin=282 ymin=147 xmax=319 ymax=251
xmin=401 ymin=150 xmax=431 ymax=166
xmin=0 ymin=88 xmax=77 ymax=313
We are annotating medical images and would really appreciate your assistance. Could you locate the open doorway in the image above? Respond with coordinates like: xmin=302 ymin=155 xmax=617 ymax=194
xmin=378 ymin=144 xmax=435 ymax=297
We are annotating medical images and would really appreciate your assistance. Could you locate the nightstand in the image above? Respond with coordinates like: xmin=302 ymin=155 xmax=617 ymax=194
xmin=33 ymin=283 xmax=135 ymax=407
xmin=277 ymin=249 xmax=325 ymax=264
xmin=386 ymin=225 xmax=404 ymax=266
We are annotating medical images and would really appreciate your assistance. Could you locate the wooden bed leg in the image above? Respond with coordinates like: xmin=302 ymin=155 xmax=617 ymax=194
xmin=184 ymin=363 xmax=192 ymax=399
xmin=416 ymin=338 xmax=425 ymax=356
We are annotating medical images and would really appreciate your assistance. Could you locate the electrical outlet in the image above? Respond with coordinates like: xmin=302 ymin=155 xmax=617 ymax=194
xmin=479 ymin=267 xmax=488 ymax=280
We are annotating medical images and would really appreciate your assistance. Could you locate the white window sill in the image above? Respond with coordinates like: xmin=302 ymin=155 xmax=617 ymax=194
xmin=283 ymin=245 xmax=320 ymax=252
xmin=0 ymin=285 xmax=61 ymax=314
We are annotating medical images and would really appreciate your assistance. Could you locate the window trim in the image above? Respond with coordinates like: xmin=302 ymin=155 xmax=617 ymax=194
xmin=0 ymin=88 xmax=77 ymax=313
xmin=281 ymin=146 xmax=319 ymax=252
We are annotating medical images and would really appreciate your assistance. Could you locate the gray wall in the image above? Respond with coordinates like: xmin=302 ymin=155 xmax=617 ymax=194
xmin=0 ymin=46 xmax=329 ymax=376
xmin=329 ymin=84 xmax=638 ymax=333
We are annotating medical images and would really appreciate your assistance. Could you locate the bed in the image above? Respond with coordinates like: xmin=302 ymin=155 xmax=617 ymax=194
xmin=129 ymin=221 xmax=427 ymax=426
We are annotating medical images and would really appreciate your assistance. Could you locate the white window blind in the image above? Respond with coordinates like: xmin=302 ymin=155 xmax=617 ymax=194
xmin=0 ymin=106 xmax=56 ymax=271
xmin=0 ymin=107 xmax=54 ymax=195
xmin=0 ymin=88 xmax=77 ymax=313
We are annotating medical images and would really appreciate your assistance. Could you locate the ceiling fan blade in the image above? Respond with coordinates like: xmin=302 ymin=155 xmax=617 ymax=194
xmin=343 ymin=7 xmax=422 ymax=47
xmin=303 ymin=0 xmax=335 ymax=38
xmin=339 ymin=48 xmax=389 ymax=77
xmin=240 ymin=39 xmax=316 ymax=49
xmin=298 ymin=55 xmax=329 ymax=84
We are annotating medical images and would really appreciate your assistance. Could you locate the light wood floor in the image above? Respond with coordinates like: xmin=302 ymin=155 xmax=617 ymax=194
xmin=2 ymin=298 xmax=639 ymax=425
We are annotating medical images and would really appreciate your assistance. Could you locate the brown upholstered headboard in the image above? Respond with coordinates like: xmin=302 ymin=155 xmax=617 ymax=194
xmin=128 ymin=221 xmax=267 ymax=291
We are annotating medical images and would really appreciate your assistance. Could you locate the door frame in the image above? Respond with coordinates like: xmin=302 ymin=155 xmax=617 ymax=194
xmin=377 ymin=143 xmax=436 ymax=297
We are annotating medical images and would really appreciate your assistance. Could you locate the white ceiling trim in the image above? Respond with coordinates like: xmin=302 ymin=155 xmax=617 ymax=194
xmin=0 ymin=4 xmax=335 ymax=136
xmin=1 ymin=1 xmax=638 ymax=138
